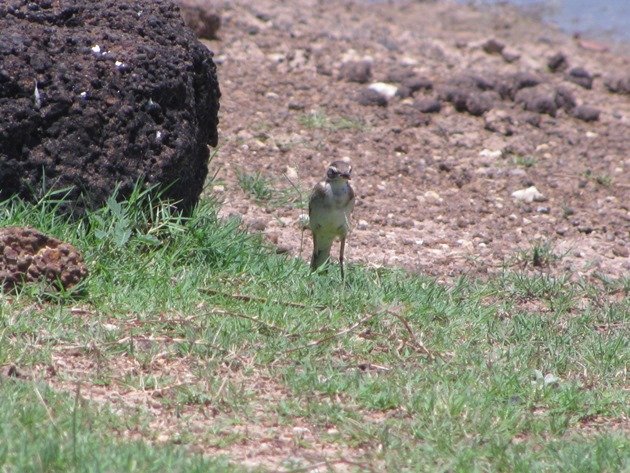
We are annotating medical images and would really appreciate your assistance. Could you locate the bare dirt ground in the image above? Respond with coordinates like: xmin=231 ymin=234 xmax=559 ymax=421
xmin=203 ymin=0 xmax=630 ymax=281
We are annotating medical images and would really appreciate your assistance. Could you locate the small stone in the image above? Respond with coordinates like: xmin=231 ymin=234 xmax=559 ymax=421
xmin=356 ymin=219 xmax=369 ymax=230
xmin=482 ymin=38 xmax=505 ymax=54
xmin=212 ymin=185 xmax=225 ymax=193
xmin=288 ymin=102 xmax=305 ymax=111
xmin=424 ymin=190 xmax=442 ymax=203
xmin=501 ymin=48 xmax=520 ymax=63
xmin=571 ymin=105 xmax=600 ymax=122
xmin=566 ymin=67 xmax=593 ymax=89
xmin=578 ymin=226 xmax=593 ymax=234
xmin=612 ymin=244 xmax=628 ymax=258
xmin=555 ymin=226 xmax=569 ymax=235
xmin=368 ymin=82 xmax=398 ymax=99
xmin=536 ymin=206 xmax=550 ymax=214
xmin=479 ymin=149 xmax=502 ymax=159
xmin=511 ymin=186 xmax=545 ymax=203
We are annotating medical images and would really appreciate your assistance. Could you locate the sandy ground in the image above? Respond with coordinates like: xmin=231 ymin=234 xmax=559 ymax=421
xmin=199 ymin=0 xmax=629 ymax=281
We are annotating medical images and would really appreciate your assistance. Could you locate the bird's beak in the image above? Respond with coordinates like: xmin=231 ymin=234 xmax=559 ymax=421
xmin=341 ymin=173 xmax=351 ymax=180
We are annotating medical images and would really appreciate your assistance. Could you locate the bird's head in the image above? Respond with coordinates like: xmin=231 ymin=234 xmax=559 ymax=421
xmin=326 ymin=161 xmax=352 ymax=181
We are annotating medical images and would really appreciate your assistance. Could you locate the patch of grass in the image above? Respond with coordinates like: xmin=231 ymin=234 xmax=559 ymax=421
xmin=235 ymin=168 xmax=307 ymax=209
xmin=0 ymin=380 xmax=241 ymax=472
xmin=583 ymin=169 xmax=614 ymax=188
xmin=299 ymin=110 xmax=366 ymax=131
xmin=236 ymin=169 xmax=274 ymax=202
xmin=1 ymin=188 xmax=628 ymax=471
xmin=511 ymin=240 xmax=565 ymax=269
xmin=513 ymin=155 xmax=537 ymax=168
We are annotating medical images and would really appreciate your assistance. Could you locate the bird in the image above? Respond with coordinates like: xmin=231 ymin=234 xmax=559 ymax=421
xmin=308 ymin=160 xmax=355 ymax=278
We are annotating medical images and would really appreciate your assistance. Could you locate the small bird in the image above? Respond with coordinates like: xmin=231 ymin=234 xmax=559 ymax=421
xmin=308 ymin=160 xmax=355 ymax=277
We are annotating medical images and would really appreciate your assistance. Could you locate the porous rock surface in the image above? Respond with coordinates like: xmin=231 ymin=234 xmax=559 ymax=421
xmin=0 ymin=0 xmax=220 ymax=213
xmin=0 ymin=226 xmax=88 ymax=291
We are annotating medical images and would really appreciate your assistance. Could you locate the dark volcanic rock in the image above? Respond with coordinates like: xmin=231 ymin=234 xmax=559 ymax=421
xmin=178 ymin=0 xmax=221 ymax=39
xmin=401 ymin=75 xmax=433 ymax=93
xmin=604 ymin=75 xmax=630 ymax=95
xmin=440 ymin=75 xmax=500 ymax=116
xmin=493 ymin=72 xmax=542 ymax=100
xmin=547 ymin=52 xmax=568 ymax=72
xmin=413 ymin=97 xmax=441 ymax=113
xmin=0 ymin=227 xmax=88 ymax=291
xmin=0 ymin=0 xmax=221 ymax=214
xmin=554 ymin=86 xmax=577 ymax=112
xmin=357 ymin=88 xmax=388 ymax=107
xmin=514 ymin=85 xmax=558 ymax=116
xmin=571 ymin=105 xmax=600 ymax=122
xmin=482 ymin=38 xmax=505 ymax=54
xmin=566 ymin=67 xmax=593 ymax=89
xmin=339 ymin=60 xmax=372 ymax=83
xmin=465 ymin=91 xmax=497 ymax=116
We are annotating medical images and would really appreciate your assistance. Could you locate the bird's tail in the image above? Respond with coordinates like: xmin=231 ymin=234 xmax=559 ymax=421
xmin=311 ymin=236 xmax=333 ymax=271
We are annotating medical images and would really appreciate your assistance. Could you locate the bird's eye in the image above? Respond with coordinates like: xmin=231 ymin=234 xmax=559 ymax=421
xmin=327 ymin=168 xmax=338 ymax=178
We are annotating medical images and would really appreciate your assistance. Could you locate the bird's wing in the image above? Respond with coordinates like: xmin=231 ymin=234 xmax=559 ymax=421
xmin=308 ymin=181 xmax=328 ymax=216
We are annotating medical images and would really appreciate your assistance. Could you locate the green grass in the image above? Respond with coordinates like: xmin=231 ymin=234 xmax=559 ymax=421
xmin=236 ymin=168 xmax=306 ymax=208
xmin=299 ymin=110 xmax=366 ymax=131
xmin=1 ymin=187 xmax=628 ymax=471
xmin=513 ymin=155 xmax=537 ymax=168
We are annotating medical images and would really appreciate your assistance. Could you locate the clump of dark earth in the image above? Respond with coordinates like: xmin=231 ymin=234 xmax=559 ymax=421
xmin=0 ymin=0 xmax=220 ymax=214
xmin=0 ymin=227 xmax=88 ymax=291
xmin=339 ymin=60 xmax=372 ymax=83
xmin=566 ymin=67 xmax=593 ymax=89
xmin=547 ymin=52 xmax=568 ymax=72
xmin=484 ymin=109 xmax=514 ymax=135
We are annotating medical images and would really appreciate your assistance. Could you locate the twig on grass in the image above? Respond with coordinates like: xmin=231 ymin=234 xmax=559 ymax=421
xmin=386 ymin=310 xmax=439 ymax=361
xmin=200 ymin=288 xmax=325 ymax=310
xmin=281 ymin=312 xmax=379 ymax=355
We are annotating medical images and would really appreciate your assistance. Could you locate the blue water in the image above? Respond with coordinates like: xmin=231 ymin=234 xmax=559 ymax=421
xmin=468 ymin=0 xmax=630 ymax=42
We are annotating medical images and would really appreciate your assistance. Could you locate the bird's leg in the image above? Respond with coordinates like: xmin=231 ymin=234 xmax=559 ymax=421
xmin=339 ymin=237 xmax=346 ymax=279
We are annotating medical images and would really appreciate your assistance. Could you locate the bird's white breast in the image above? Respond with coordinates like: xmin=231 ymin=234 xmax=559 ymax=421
xmin=310 ymin=181 xmax=353 ymax=238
